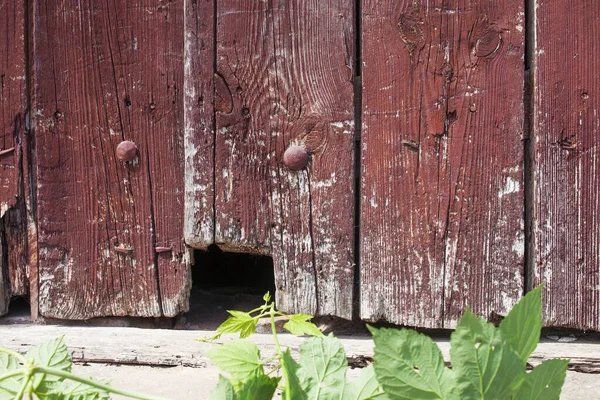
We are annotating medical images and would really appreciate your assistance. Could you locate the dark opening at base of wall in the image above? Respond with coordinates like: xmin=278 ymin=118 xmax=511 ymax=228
xmin=181 ymin=245 xmax=276 ymax=330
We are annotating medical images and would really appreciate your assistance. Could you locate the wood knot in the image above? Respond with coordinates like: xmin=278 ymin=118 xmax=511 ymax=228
xmin=214 ymin=73 xmax=233 ymax=114
xmin=475 ymin=29 xmax=502 ymax=58
xmin=398 ymin=15 xmax=425 ymax=53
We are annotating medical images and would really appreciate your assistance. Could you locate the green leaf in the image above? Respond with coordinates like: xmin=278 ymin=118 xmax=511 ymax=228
xmin=45 ymin=379 xmax=111 ymax=400
xmin=283 ymin=314 xmax=323 ymax=337
xmin=207 ymin=340 xmax=263 ymax=386
xmin=263 ymin=292 xmax=271 ymax=303
xmin=210 ymin=375 xmax=237 ymax=400
xmin=369 ymin=326 xmax=458 ymax=400
xmin=499 ymin=285 xmax=543 ymax=364
xmin=200 ymin=311 xmax=258 ymax=341
xmin=515 ymin=359 xmax=569 ymax=400
xmin=297 ymin=334 xmax=349 ymax=399
xmin=236 ymin=374 xmax=280 ymax=400
xmin=0 ymin=354 xmax=22 ymax=400
xmin=343 ymin=364 xmax=387 ymax=400
xmin=26 ymin=336 xmax=72 ymax=390
xmin=281 ymin=349 xmax=308 ymax=400
xmin=450 ymin=309 xmax=525 ymax=400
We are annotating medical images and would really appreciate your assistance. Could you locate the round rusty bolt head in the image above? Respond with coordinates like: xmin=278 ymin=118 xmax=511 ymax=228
xmin=116 ymin=141 xmax=138 ymax=162
xmin=283 ymin=145 xmax=309 ymax=171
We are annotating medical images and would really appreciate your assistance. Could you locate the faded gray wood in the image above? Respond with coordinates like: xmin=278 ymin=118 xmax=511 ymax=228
xmin=2 ymin=325 xmax=599 ymax=373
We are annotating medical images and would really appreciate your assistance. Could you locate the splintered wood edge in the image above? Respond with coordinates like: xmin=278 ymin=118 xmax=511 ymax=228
xmin=1 ymin=326 xmax=599 ymax=372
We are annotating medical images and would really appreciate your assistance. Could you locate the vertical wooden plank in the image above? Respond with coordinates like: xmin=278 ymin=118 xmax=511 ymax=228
xmin=4 ymin=206 xmax=29 ymax=297
xmin=183 ymin=0 xmax=215 ymax=250
xmin=0 ymin=0 xmax=28 ymax=315
xmin=361 ymin=0 xmax=525 ymax=327
xmin=0 ymin=0 xmax=26 ymax=217
xmin=532 ymin=0 xmax=600 ymax=330
xmin=0 ymin=219 xmax=9 ymax=315
xmin=214 ymin=0 xmax=355 ymax=317
xmin=33 ymin=0 xmax=188 ymax=318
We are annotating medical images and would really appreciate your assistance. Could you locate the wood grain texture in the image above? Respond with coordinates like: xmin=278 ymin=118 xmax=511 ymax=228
xmin=0 ymin=220 xmax=8 ymax=315
xmin=214 ymin=0 xmax=355 ymax=317
xmin=183 ymin=0 xmax=215 ymax=250
xmin=532 ymin=0 xmax=600 ymax=330
xmin=4 ymin=205 xmax=29 ymax=297
xmin=0 ymin=0 xmax=26 ymax=217
xmin=33 ymin=0 xmax=188 ymax=319
xmin=0 ymin=0 xmax=28 ymax=314
xmin=361 ymin=0 xmax=525 ymax=327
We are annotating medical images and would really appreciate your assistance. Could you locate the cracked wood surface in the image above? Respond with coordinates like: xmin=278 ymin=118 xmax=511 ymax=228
xmin=360 ymin=0 xmax=525 ymax=327
xmin=211 ymin=0 xmax=355 ymax=318
xmin=0 ymin=0 xmax=28 ymax=315
xmin=531 ymin=1 xmax=600 ymax=330
xmin=183 ymin=0 xmax=215 ymax=250
xmin=33 ymin=0 xmax=189 ymax=319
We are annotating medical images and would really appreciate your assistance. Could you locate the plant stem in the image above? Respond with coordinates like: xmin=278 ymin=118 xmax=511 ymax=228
xmin=33 ymin=367 xmax=171 ymax=400
xmin=269 ymin=304 xmax=282 ymax=357
xmin=261 ymin=354 xmax=279 ymax=365
xmin=0 ymin=347 xmax=27 ymax=363
xmin=0 ymin=369 xmax=24 ymax=383
xmin=13 ymin=374 xmax=30 ymax=400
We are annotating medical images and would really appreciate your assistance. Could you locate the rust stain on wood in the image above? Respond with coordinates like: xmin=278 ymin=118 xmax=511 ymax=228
xmin=212 ymin=0 xmax=355 ymax=318
xmin=532 ymin=0 xmax=600 ymax=330
xmin=33 ymin=0 xmax=189 ymax=319
xmin=360 ymin=0 xmax=525 ymax=327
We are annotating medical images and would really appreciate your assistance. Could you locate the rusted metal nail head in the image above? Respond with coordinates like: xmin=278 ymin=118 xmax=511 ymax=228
xmin=283 ymin=145 xmax=309 ymax=171
xmin=116 ymin=141 xmax=138 ymax=162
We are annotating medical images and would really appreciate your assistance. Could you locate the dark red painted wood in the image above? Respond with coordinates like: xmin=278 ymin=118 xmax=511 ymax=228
xmin=213 ymin=0 xmax=355 ymax=317
xmin=0 ymin=0 xmax=28 ymax=315
xmin=532 ymin=0 xmax=600 ymax=330
xmin=361 ymin=0 xmax=525 ymax=327
xmin=183 ymin=0 xmax=215 ymax=250
xmin=33 ymin=0 xmax=188 ymax=319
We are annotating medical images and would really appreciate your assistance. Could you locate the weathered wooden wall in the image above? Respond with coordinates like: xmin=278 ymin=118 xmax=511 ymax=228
xmin=360 ymin=0 xmax=526 ymax=328
xmin=32 ymin=0 xmax=189 ymax=319
xmin=206 ymin=0 xmax=356 ymax=318
xmin=532 ymin=0 xmax=600 ymax=330
xmin=0 ymin=0 xmax=599 ymax=330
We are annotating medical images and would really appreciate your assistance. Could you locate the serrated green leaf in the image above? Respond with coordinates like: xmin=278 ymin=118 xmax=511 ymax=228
xmin=283 ymin=314 xmax=323 ymax=337
xmin=281 ymin=349 xmax=308 ymax=400
xmin=201 ymin=311 xmax=258 ymax=341
xmin=369 ymin=326 xmax=458 ymax=400
xmin=44 ymin=379 xmax=111 ymax=400
xmin=515 ymin=359 xmax=568 ymax=400
xmin=0 ymin=352 xmax=24 ymax=399
xmin=26 ymin=336 xmax=72 ymax=390
xmin=207 ymin=340 xmax=263 ymax=386
xmin=236 ymin=374 xmax=280 ymax=400
xmin=450 ymin=309 xmax=525 ymax=400
xmin=343 ymin=364 xmax=387 ymax=400
xmin=210 ymin=375 xmax=236 ymax=400
xmin=297 ymin=334 xmax=349 ymax=399
xmin=499 ymin=285 xmax=543 ymax=365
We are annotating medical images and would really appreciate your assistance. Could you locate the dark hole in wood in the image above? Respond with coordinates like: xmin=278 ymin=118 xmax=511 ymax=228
xmin=1 ymin=296 xmax=31 ymax=322
xmin=180 ymin=245 xmax=276 ymax=330
xmin=192 ymin=245 xmax=275 ymax=296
